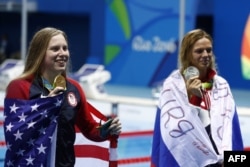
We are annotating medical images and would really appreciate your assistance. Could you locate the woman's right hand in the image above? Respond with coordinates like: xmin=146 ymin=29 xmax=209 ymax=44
xmin=48 ymin=86 xmax=65 ymax=97
xmin=186 ymin=76 xmax=203 ymax=98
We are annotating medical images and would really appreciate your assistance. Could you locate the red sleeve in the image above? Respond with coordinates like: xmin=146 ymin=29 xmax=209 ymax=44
xmin=68 ymin=78 xmax=106 ymax=141
xmin=5 ymin=78 xmax=31 ymax=100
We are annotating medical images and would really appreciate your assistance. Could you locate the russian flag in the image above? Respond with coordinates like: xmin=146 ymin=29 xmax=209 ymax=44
xmin=151 ymin=106 xmax=244 ymax=167
xmin=150 ymin=107 xmax=179 ymax=167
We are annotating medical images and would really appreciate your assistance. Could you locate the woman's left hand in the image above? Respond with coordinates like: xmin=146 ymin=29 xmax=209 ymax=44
xmin=108 ymin=117 xmax=122 ymax=136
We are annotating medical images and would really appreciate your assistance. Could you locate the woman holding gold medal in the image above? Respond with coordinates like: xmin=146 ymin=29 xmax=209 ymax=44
xmin=3 ymin=27 xmax=122 ymax=167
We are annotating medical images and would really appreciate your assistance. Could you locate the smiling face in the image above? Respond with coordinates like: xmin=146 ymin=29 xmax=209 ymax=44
xmin=179 ymin=29 xmax=217 ymax=79
xmin=41 ymin=34 xmax=69 ymax=80
xmin=190 ymin=37 xmax=213 ymax=74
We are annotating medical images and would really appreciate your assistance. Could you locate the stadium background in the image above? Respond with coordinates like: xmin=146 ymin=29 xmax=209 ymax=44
xmin=0 ymin=0 xmax=250 ymax=166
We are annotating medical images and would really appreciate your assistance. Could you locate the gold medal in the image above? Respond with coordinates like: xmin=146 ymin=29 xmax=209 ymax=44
xmin=53 ymin=75 xmax=66 ymax=90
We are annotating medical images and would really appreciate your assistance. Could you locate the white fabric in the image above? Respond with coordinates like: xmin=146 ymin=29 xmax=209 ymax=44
xmin=49 ymin=126 xmax=57 ymax=167
xmin=191 ymin=104 xmax=211 ymax=127
xmin=75 ymin=133 xmax=109 ymax=147
xmin=75 ymin=157 xmax=109 ymax=167
xmin=109 ymin=148 xmax=118 ymax=161
xmin=159 ymin=70 xmax=235 ymax=167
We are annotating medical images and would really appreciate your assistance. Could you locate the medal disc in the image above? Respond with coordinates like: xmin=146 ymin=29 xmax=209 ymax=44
xmin=53 ymin=75 xmax=66 ymax=90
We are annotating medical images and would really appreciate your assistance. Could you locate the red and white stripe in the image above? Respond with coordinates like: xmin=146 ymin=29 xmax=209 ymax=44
xmin=74 ymin=102 xmax=118 ymax=167
xmin=74 ymin=131 xmax=110 ymax=167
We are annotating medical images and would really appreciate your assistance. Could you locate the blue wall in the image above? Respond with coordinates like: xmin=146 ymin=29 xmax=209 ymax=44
xmin=103 ymin=0 xmax=199 ymax=86
xmin=0 ymin=0 xmax=250 ymax=89
xmin=0 ymin=0 xmax=105 ymax=71
xmin=36 ymin=0 xmax=106 ymax=66
xmin=0 ymin=12 xmax=90 ymax=71
xmin=213 ymin=0 xmax=250 ymax=89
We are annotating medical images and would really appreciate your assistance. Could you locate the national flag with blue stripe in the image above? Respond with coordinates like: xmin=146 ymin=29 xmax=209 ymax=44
xmin=3 ymin=94 xmax=63 ymax=166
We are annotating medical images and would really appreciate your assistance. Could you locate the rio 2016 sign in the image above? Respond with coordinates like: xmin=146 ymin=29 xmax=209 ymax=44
xmin=104 ymin=0 xmax=198 ymax=86
xmin=132 ymin=36 xmax=177 ymax=53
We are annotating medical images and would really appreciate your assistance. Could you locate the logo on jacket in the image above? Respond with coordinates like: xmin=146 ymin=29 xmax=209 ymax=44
xmin=67 ymin=92 xmax=77 ymax=107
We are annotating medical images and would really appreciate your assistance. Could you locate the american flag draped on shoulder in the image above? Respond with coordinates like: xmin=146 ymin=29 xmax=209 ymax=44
xmin=4 ymin=94 xmax=64 ymax=166
xmin=74 ymin=102 xmax=118 ymax=167
xmin=3 ymin=94 xmax=118 ymax=167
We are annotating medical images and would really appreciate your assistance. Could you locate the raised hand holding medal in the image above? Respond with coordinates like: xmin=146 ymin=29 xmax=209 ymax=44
xmin=47 ymin=74 xmax=66 ymax=96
